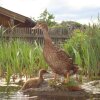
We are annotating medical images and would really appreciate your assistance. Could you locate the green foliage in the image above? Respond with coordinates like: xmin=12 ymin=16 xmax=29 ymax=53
xmin=60 ymin=21 xmax=82 ymax=28
xmin=63 ymin=79 xmax=79 ymax=87
xmin=38 ymin=9 xmax=57 ymax=27
xmin=63 ymin=24 xmax=100 ymax=79
xmin=48 ymin=78 xmax=79 ymax=90
xmin=0 ymin=39 xmax=48 ymax=84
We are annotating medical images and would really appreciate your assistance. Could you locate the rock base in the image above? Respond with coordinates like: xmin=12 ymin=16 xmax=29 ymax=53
xmin=21 ymin=80 xmax=100 ymax=100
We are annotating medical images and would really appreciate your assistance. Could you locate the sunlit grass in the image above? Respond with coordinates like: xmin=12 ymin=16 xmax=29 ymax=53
xmin=0 ymin=20 xmax=100 ymax=84
xmin=63 ymin=23 xmax=100 ymax=79
xmin=0 ymin=39 xmax=48 ymax=84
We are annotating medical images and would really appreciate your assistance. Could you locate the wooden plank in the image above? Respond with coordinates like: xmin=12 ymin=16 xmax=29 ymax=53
xmin=0 ymin=7 xmax=26 ymax=22
xmin=0 ymin=27 xmax=70 ymax=44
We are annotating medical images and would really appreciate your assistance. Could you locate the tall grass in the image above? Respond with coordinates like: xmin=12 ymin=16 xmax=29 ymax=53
xmin=0 ymin=39 xmax=47 ymax=84
xmin=63 ymin=23 xmax=100 ymax=79
xmin=0 ymin=21 xmax=100 ymax=84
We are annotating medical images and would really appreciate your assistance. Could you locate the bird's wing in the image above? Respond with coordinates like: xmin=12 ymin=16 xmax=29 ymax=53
xmin=54 ymin=46 xmax=73 ymax=64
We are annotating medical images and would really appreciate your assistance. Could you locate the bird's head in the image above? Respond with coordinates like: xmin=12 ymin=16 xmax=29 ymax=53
xmin=39 ymin=69 xmax=48 ymax=76
xmin=33 ymin=21 xmax=48 ymax=31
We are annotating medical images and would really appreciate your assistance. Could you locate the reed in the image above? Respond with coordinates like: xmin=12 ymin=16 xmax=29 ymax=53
xmin=63 ymin=23 xmax=100 ymax=79
xmin=0 ymin=21 xmax=100 ymax=84
xmin=0 ymin=38 xmax=47 ymax=84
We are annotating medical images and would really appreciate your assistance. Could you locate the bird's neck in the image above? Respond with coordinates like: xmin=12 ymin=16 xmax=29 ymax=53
xmin=43 ymin=30 xmax=53 ymax=48
xmin=39 ymin=73 xmax=44 ymax=81
xmin=43 ymin=29 xmax=52 ymax=43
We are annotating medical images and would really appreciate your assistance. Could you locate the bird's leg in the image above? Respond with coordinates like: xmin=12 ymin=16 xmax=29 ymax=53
xmin=65 ymin=72 xmax=70 ymax=83
xmin=54 ymin=73 xmax=57 ymax=80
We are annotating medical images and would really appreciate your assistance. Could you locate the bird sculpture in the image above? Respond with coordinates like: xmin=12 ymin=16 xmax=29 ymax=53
xmin=33 ymin=21 xmax=78 ymax=82
xmin=20 ymin=69 xmax=48 ymax=91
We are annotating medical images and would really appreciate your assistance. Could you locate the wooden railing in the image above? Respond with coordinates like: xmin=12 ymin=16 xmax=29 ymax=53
xmin=0 ymin=27 xmax=70 ymax=44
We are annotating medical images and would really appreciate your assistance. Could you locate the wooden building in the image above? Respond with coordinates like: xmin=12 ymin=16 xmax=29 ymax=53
xmin=0 ymin=6 xmax=36 ymax=27
xmin=0 ymin=7 xmax=69 ymax=44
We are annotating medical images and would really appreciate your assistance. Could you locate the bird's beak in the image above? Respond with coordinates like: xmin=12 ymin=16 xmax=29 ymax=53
xmin=33 ymin=24 xmax=41 ymax=29
xmin=32 ymin=25 xmax=38 ymax=29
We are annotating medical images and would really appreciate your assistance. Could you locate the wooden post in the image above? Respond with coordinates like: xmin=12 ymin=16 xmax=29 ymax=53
xmin=9 ymin=18 xmax=14 ymax=40
xmin=10 ymin=18 xmax=14 ymax=26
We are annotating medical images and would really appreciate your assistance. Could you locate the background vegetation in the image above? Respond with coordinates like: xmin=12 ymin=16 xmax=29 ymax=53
xmin=63 ymin=24 xmax=100 ymax=79
xmin=0 ymin=39 xmax=47 ymax=84
xmin=0 ymin=9 xmax=100 ymax=84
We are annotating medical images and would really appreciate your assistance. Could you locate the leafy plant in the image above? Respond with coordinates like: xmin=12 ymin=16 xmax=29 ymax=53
xmin=0 ymin=38 xmax=48 ymax=84
xmin=38 ymin=9 xmax=57 ymax=27
xmin=62 ymin=79 xmax=79 ymax=87
xmin=63 ymin=23 xmax=100 ymax=79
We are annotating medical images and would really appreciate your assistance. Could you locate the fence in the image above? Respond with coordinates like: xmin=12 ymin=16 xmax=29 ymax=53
xmin=0 ymin=26 xmax=71 ymax=44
